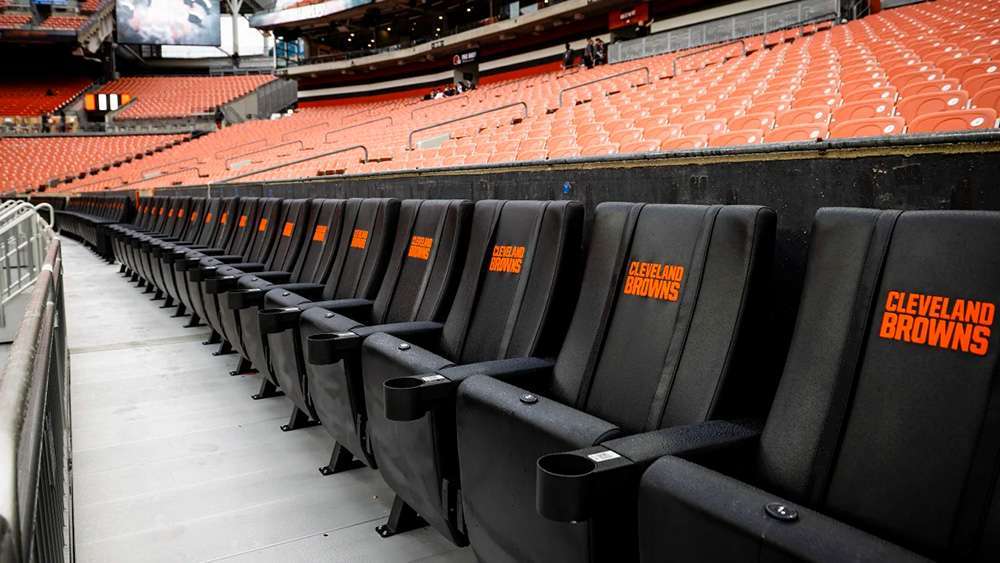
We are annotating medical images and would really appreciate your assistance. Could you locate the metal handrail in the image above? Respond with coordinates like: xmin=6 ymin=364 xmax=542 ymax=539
xmin=219 ymin=144 xmax=369 ymax=184
xmin=558 ymin=67 xmax=651 ymax=107
xmin=671 ymin=11 xmax=840 ymax=75
xmin=343 ymin=106 xmax=375 ymax=122
xmin=141 ymin=156 xmax=200 ymax=179
xmin=411 ymin=94 xmax=471 ymax=119
xmin=323 ymin=116 xmax=394 ymax=143
xmin=0 ymin=237 xmax=70 ymax=563
xmin=225 ymin=140 xmax=304 ymax=168
xmin=408 ymin=102 xmax=528 ymax=149
xmin=214 ymin=138 xmax=267 ymax=159
xmin=126 ymin=166 xmax=206 ymax=188
xmin=281 ymin=121 xmax=330 ymax=142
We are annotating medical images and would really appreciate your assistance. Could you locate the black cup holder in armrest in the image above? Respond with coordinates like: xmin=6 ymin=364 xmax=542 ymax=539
xmin=536 ymin=449 xmax=633 ymax=523
xmin=258 ymin=307 xmax=302 ymax=334
xmin=205 ymin=275 xmax=237 ymax=294
xmin=226 ymin=288 xmax=265 ymax=310
xmin=384 ymin=375 xmax=453 ymax=422
xmin=307 ymin=332 xmax=360 ymax=365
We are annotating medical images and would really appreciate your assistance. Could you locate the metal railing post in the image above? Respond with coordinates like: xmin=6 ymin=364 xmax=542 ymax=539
xmin=407 ymin=102 xmax=528 ymax=149
xmin=558 ymin=67 xmax=651 ymax=107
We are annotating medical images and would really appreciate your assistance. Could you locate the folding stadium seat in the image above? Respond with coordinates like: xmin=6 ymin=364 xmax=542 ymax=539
xmin=972 ymin=86 xmax=1000 ymax=114
xmin=896 ymin=90 xmax=970 ymax=123
xmin=728 ymin=112 xmax=775 ymax=131
xmin=185 ymin=199 xmax=289 ymax=347
xmin=900 ymin=78 xmax=961 ymax=98
xmin=832 ymin=99 xmax=895 ymax=123
xmin=681 ymin=118 xmax=726 ymax=137
xmin=345 ymin=200 xmax=584 ymax=545
xmin=843 ymin=85 xmax=898 ymax=104
xmin=242 ymin=199 xmax=399 ymax=410
xmin=609 ymin=129 xmax=643 ymax=147
xmin=777 ymin=106 xmax=832 ymax=127
xmin=619 ymin=140 xmax=660 ymax=154
xmin=154 ymin=198 xmax=233 ymax=314
xmin=765 ymin=123 xmax=828 ymax=143
xmin=546 ymin=135 xmax=577 ymax=153
xmin=908 ymin=108 xmax=998 ymax=134
xmin=964 ymin=72 xmax=1000 ymax=97
xmin=447 ymin=203 xmax=775 ymax=561
xmin=709 ymin=129 xmax=765 ymax=147
xmin=829 ymin=117 xmax=906 ymax=139
xmin=515 ymin=149 xmax=547 ymax=162
xmin=636 ymin=208 xmax=1000 ymax=563
xmin=660 ymin=135 xmax=708 ymax=150
xmin=249 ymin=200 xmax=472 ymax=466
xmin=792 ymin=93 xmax=840 ymax=109
xmin=173 ymin=198 xmax=264 ymax=334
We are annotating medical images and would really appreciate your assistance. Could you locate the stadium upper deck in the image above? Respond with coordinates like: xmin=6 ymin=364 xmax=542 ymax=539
xmin=31 ymin=0 xmax=994 ymax=194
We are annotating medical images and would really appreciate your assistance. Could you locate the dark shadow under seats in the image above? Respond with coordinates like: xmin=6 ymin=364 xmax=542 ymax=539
xmin=215 ymin=199 xmax=349 ymax=377
xmin=251 ymin=198 xmax=399 ymax=411
xmin=445 ymin=203 xmax=775 ymax=562
xmin=293 ymin=199 xmax=472 ymax=472
xmin=359 ymin=200 xmax=585 ymax=546
xmin=636 ymin=209 xmax=1000 ymax=562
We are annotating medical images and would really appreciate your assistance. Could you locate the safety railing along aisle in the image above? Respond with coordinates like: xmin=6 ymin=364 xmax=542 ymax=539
xmin=0 ymin=201 xmax=56 ymax=331
xmin=0 ymin=233 xmax=70 ymax=563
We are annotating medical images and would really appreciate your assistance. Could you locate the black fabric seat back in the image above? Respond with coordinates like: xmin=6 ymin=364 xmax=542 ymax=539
xmin=318 ymin=198 xmax=400 ymax=301
xmin=223 ymin=198 xmax=262 ymax=256
xmin=241 ymin=198 xmax=283 ymax=263
xmin=439 ymin=200 xmax=584 ymax=364
xmin=157 ymin=197 xmax=184 ymax=236
xmin=755 ymin=209 xmax=1000 ymax=559
xmin=180 ymin=198 xmax=207 ymax=243
xmin=205 ymin=197 xmax=240 ymax=249
xmin=150 ymin=198 xmax=171 ymax=233
xmin=548 ymin=203 xmax=774 ymax=434
xmin=166 ymin=197 xmax=192 ymax=238
xmin=370 ymin=199 xmax=472 ymax=324
xmin=135 ymin=198 xmax=156 ymax=229
xmin=259 ymin=199 xmax=310 ymax=272
xmin=286 ymin=199 xmax=347 ymax=284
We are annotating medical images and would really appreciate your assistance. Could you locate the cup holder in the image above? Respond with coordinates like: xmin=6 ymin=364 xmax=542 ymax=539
xmin=385 ymin=377 xmax=425 ymax=390
xmin=536 ymin=453 xmax=597 ymax=522
xmin=307 ymin=333 xmax=343 ymax=365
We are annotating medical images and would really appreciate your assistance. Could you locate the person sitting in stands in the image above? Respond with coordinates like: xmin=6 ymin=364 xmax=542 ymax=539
xmin=562 ymin=42 xmax=575 ymax=69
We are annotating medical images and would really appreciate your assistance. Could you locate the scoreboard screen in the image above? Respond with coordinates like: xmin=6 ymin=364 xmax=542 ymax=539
xmin=116 ymin=0 xmax=222 ymax=46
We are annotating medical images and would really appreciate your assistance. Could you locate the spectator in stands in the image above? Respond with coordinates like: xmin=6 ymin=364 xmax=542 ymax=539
xmin=595 ymin=38 xmax=606 ymax=65
xmin=562 ymin=42 xmax=575 ymax=69
xmin=583 ymin=38 xmax=596 ymax=69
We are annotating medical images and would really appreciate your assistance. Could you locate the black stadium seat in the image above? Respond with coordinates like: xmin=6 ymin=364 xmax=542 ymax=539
xmin=445 ymin=203 xmax=775 ymax=562
xmin=360 ymin=200 xmax=585 ymax=546
xmin=636 ymin=209 xmax=1000 ymax=562
xmin=300 ymin=199 xmax=472 ymax=471
xmin=252 ymin=198 xmax=399 ymax=411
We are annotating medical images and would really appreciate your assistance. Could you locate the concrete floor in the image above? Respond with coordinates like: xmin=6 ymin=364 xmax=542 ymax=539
xmin=64 ymin=238 xmax=474 ymax=563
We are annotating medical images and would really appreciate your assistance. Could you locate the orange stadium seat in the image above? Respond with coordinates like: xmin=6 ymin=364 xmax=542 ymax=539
xmin=908 ymin=108 xmax=998 ymax=133
xmin=829 ymin=117 xmax=907 ymax=139
xmin=766 ymin=123 xmax=829 ymax=143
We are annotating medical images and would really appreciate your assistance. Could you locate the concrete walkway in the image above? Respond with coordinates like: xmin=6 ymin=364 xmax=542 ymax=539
xmin=64 ymin=238 xmax=473 ymax=563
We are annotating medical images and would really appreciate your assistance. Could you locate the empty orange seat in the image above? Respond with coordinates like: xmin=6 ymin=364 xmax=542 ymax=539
xmin=900 ymin=79 xmax=961 ymax=98
xmin=660 ymin=135 xmax=708 ymax=151
xmin=951 ymin=61 xmax=1000 ymax=85
xmin=729 ymin=112 xmax=775 ymax=131
xmin=891 ymin=69 xmax=947 ymax=91
xmin=833 ymin=99 xmax=894 ymax=122
xmin=609 ymin=129 xmax=643 ymax=146
xmin=829 ymin=117 xmax=906 ymax=139
xmin=670 ymin=110 xmax=706 ymax=127
xmin=642 ymin=125 xmax=683 ymax=142
xmin=515 ymin=149 xmax=547 ymax=162
xmin=971 ymin=86 xmax=1000 ymax=114
xmin=907 ymin=108 xmax=997 ymax=133
xmin=682 ymin=118 xmax=727 ymax=137
xmin=777 ymin=106 xmax=831 ymax=127
xmin=546 ymin=135 xmax=576 ymax=151
xmin=708 ymin=129 xmax=764 ymax=147
xmin=964 ymin=73 xmax=1000 ymax=97
xmin=579 ymin=143 xmax=618 ymax=157
xmin=765 ymin=123 xmax=828 ymax=143
xmin=619 ymin=140 xmax=659 ymax=154
xmin=896 ymin=91 xmax=970 ymax=123
xmin=547 ymin=145 xmax=581 ymax=159
xmin=843 ymin=85 xmax=898 ymax=104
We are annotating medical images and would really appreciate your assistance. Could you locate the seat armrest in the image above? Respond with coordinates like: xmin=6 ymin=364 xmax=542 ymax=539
xmin=205 ymin=270 xmax=262 ymax=294
xmin=299 ymin=298 xmax=374 ymax=320
xmin=307 ymin=320 xmax=443 ymax=367
xmin=637 ymin=456 xmax=929 ymax=563
xmin=383 ymin=356 xmax=553 ymax=422
xmin=536 ymin=420 xmax=761 ymax=523
xmin=174 ymin=258 xmax=201 ymax=271
xmin=268 ymin=282 xmax=325 ymax=301
xmin=226 ymin=288 xmax=266 ymax=309
xmin=245 ymin=271 xmax=292 ymax=284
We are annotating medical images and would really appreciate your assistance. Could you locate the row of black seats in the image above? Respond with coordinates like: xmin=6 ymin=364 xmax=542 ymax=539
xmin=56 ymin=195 xmax=131 ymax=252
xmin=76 ymin=193 xmax=997 ymax=562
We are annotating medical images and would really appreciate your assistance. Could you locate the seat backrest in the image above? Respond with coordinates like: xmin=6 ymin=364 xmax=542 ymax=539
xmin=369 ymin=199 xmax=473 ymax=325
xmin=319 ymin=198 xmax=400 ymax=301
xmin=166 ymin=197 xmax=192 ymax=238
xmin=287 ymin=199 xmax=347 ymax=284
xmin=199 ymin=197 xmax=236 ymax=248
xmin=223 ymin=197 xmax=261 ymax=256
xmin=439 ymin=200 xmax=584 ymax=364
xmin=548 ymin=203 xmax=774 ymax=433
xmin=242 ymin=197 xmax=283 ymax=263
xmin=150 ymin=197 xmax=172 ymax=233
xmin=179 ymin=198 xmax=206 ymax=243
xmin=260 ymin=199 xmax=310 ymax=271
xmin=756 ymin=209 xmax=1000 ymax=559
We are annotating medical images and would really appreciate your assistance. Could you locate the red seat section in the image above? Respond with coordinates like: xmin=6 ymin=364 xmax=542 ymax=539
xmin=0 ymin=76 xmax=93 ymax=118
